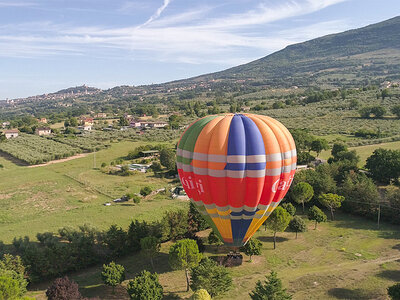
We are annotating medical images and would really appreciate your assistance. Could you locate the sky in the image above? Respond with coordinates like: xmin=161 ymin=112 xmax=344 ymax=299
xmin=0 ymin=0 xmax=399 ymax=99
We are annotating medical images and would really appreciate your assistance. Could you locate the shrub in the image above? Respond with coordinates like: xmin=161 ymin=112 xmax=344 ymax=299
xmin=132 ymin=195 xmax=141 ymax=204
xmin=190 ymin=258 xmax=232 ymax=297
xmin=288 ymin=216 xmax=307 ymax=238
xmin=46 ymin=276 xmax=81 ymax=300
xmin=140 ymin=186 xmax=153 ymax=197
xmin=240 ymin=238 xmax=262 ymax=261
xmin=126 ymin=271 xmax=163 ymax=300
xmin=101 ymin=262 xmax=125 ymax=294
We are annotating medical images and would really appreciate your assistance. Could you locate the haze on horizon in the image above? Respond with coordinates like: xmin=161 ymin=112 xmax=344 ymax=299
xmin=0 ymin=0 xmax=399 ymax=99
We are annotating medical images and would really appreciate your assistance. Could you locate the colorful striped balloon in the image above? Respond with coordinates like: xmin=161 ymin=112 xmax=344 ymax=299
xmin=177 ymin=113 xmax=296 ymax=247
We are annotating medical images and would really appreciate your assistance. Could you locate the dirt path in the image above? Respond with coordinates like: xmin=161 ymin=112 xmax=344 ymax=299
xmin=27 ymin=153 xmax=89 ymax=168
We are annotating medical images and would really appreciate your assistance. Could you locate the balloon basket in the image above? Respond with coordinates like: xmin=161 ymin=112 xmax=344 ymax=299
xmin=214 ymin=250 xmax=243 ymax=267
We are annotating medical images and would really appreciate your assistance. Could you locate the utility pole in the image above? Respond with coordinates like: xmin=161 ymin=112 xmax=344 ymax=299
xmin=377 ymin=204 xmax=381 ymax=229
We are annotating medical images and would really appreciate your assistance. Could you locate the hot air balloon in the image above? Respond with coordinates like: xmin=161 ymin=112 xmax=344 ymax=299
xmin=176 ymin=113 xmax=296 ymax=247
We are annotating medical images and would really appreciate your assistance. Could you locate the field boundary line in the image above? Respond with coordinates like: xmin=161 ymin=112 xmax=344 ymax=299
xmin=63 ymin=174 xmax=114 ymax=200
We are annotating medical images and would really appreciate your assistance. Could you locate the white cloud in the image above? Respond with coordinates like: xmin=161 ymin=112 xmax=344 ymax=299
xmin=0 ymin=0 xmax=351 ymax=64
xmin=140 ymin=0 xmax=172 ymax=27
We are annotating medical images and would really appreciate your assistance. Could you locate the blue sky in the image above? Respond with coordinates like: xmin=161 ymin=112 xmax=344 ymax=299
xmin=0 ymin=0 xmax=399 ymax=99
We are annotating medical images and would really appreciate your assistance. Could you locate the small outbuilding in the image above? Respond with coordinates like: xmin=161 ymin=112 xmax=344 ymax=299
xmin=35 ymin=127 xmax=52 ymax=136
xmin=3 ymin=129 xmax=19 ymax=139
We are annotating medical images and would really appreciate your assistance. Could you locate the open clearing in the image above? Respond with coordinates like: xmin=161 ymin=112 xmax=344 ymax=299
xmin=320 ymin=140 xmax=400 ymax=167
xmin=25 ymin=212 xmax=400 ymax=300
xmin=0 ymin=140 xmax=184 ymax=242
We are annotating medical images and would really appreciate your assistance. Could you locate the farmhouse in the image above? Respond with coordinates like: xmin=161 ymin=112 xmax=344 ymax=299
xmin=35 ymin=127 xmax=51 ymax=136
xmin=38 ymin=118 xmax=47 ymax=123
xmin=2 ymin=121 xmax=10 ymax=128
xmin=3 ymin=129 xmax=19 ymax=139
xmin=80 ymin=116 xmax=94 ymax=126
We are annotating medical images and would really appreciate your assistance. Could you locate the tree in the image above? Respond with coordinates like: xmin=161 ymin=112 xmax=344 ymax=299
xmin=169 ymin=114 xmax=183 ymax=129
xmin=118 ymin=116 xmax=129 ymax=126
xmin=69 ymin=117 xmax=78 ymax=127
xmin=308 ymin=206 xmax=327 ymax=229
xmin=388 ymin=283 xmax=400 ymax=300
xmin=104 ymin=225 xmax=127 ymax=257
xmin=132 ymin=195 xmax=141 ymax=204
xmin=207 ymin=230 xmax=223 ymax=251
xmin=140 ymin=236 xmax=160 ymax=270
xmin=191 ymin=289 xmax=212 ymax=300
xmin=331 ymin=143 xmax=347 ymax=158
xmin=249 ymin=270 xmax=292 ymax=300
xmin=288 ymin=216 xmax=307 ymax=239
xmin=140 ymin=186 xmax=152 ymax=196
xmin=190 ymin=258 xmax=232 ymax=297
xmin=392 ymin=105 xmax=400 ymax=118
xmin=318 ymin=193 xmax=345 ymax=220
xmin=281 ymin=203 xmax=296 ymax=216
xmin=349 ymin=99 xmax=359 ymax=109
xmin=188 ymin=202 xmax=209 ymax=234
xmin=339 ymin=171 xmax=379 ymax=219
xmin=161 ymin=209 xmax=188 ymax=241
xmin=381 ymin=88 xmax=390 ymax=100
xmin=0 ymin=254 xmax=27 ymax=295
xmin=126 ymin=271 xmax=163 ymax=300
xmin=159 ymin=148 xmax=176 ymax=170
xmin=150 ymin=161 xmax=162 ymax=172
xmin=101 ymin=261 xmax=125 ymax=294
xmin=366 ymin=149 xmax=400 ymax=184
xmin=0 ymin=275 xmax=23 ymax=300
xmin=169 ymin=239 xmax=202 ymax=292
xmin=291 ymin=182 xmax=314 ymax=213
xmin=46 ymin=276 xmax=81 ymax=300
xmin=241 ymin=237 xmax=263 ymax=260
xmin=266 ymin=207 xmax=292 ymax=249
xmin=310 ymin=139 xmax=329 ymax=157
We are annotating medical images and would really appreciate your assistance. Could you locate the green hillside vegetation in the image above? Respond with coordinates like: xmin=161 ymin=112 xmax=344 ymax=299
xmin=188 ymin=16 xmax=400 ymax=88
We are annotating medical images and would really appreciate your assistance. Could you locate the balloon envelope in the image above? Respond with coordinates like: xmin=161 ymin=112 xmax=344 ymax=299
xmin=177 ymin=113 xmax=296 ymax=247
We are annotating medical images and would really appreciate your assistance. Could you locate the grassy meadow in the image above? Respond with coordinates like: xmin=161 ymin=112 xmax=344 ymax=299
xmin=0 ymin=140 xmax=185 ymax=242
xmin=25 ymin=211 xmax=400 ymax=300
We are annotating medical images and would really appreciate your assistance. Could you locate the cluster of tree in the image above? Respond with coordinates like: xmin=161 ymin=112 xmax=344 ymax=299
xmin=168 ymin=114 xmax=184 ymax=129
xmin=304 ymin=89 xmax=340 ymax=104
xmin=366 ymin=148 xmax=400 ymax=184
xmin=354 ymin=128 xmax=385 ymax=139
xmin=3 ymin=206 xmax=208 ymax=283
xmin=290 ymin=129 xmax=329 ymax=164
xmin=359 ymin=106 xmax=386 ymax=118
xmin=126 ymin=144 xmax=166 ymax=160
xmin=289 ymin=143 xmax=399 ymax=225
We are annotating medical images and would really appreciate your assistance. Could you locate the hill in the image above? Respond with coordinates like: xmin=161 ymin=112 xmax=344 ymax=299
xmin=177 ymin=16 xmax=400 ymax=88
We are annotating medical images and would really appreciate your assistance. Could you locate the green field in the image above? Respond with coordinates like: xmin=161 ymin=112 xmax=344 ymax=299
xmin=0 ymin=140 xmax=185 ymax=242
xmin=319 ymin=140 xmax=400 ymax=167
xmin=25 ymin=211 xmax=400 ymax=300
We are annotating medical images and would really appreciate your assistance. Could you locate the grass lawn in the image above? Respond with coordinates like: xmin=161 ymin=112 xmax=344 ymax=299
xmin=0 ymin=140 xmax=185 ymax=242
xmin=319 ymin=140 xmax=400 ymax=167
xmin=26 ymin=211 xmax=400 ymax=300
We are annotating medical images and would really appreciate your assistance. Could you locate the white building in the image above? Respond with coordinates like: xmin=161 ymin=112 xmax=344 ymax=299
xmin=4 ymin=129 xmax=19 ymax=139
